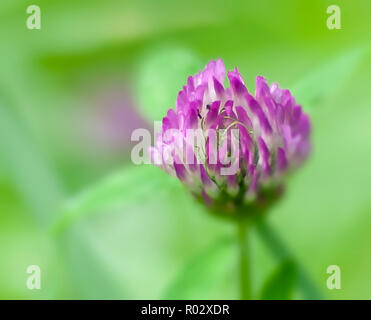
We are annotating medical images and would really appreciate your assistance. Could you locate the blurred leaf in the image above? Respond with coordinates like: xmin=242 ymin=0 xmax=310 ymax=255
xmin=0 ymin=97 xmax=63 ymax=226
xmin=256 ymin=220 xmax=323 ymax=299
xmin=57 ymin=225 xmax=128 ymax=299
xmin=260 ymin=260 xmax=297 ymax=300
xmin=163 ymin=236 xmax=235 ymax=299
xmin=0 ymin=217 xmax=59 ymax=299
xmin=52 ymin=164 xmax=176 ymax=234
xmin=135 ymin=45 xmax=203 ymax=121
xmin=292 ymin=48 xmax=366 ymax=109
xmin=53 ymin=163 xmax=229 ymax=299
xmin=51 ymin=164 xmax=180 ymax=298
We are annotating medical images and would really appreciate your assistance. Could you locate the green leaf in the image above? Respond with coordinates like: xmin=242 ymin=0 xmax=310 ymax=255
xmin=51 ymin=164 xmax=176 ymax=234
xmin=260 ymin=260 xmax=297 ymax=300
xmin=0 ymin=96 xmax=63 ymax=227
xmin=163 ymin=236 xmax=235 ymax=299
xmin=256 ymin=220 xmax=323 ymax=299
xmin=292 ymin=48 xmax=366 ymax=109
xmin=135 ymin=45 xmax=203 ymax=121
xmin=52 ymin=162 xmax=228 ymax=299
xmin=57 ymin=225 xmax=129 ymax=299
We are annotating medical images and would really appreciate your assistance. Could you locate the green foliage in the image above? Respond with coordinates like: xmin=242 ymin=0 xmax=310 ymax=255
xmin=53 ymin=163 xmax=233 ymax=299
xmin=135 ymin=46 xmax=203 ymax=121
xmin=0 ymin=98 xmax=63 ymax=227
xmin=163 ymin=237 xmax=235 ymax=299
xmin=52 ymin=165 xmax=175 ymax=234
xmin=256 ymin=220 xmax=323 ymax=299
xmin=292 ymin=48 xmax=366 ymax=110
xmin=260 ymin=260 xmax=297 ymax=300
xmin=57 ymin=226 xmax=128 ymax=299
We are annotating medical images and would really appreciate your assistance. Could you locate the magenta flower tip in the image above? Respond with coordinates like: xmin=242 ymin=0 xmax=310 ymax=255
xmin=151 ymin=59 xmax=311 ymax=218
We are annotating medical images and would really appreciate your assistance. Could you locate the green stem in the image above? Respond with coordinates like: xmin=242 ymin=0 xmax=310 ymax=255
xmin=237 ymin=221 xmax=251 ymax=300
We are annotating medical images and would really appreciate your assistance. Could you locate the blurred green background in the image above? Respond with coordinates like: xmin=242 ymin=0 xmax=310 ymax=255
xmin=0 ymin=0 xmax=370 ymax=299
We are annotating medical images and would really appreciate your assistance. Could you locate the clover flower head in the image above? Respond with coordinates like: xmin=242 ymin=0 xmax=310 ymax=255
xmin=150 ymin=59 xmax=311 ymax=218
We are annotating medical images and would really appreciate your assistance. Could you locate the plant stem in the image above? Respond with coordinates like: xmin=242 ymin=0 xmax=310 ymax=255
xmin=237 ymin=221 xmax=251 ymax=300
